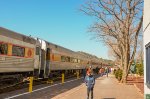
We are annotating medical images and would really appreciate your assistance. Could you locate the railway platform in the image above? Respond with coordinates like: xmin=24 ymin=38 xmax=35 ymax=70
xmin=52 ymin=75 xmax=143 ymax=99
xmin=1 ymin=74 xmax=143 ymax=99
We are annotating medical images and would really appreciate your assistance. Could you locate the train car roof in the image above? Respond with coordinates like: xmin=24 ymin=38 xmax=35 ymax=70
xmin=46 ymin=41 xmax=92 ymax=60
xmin=0 ymin=27 xmax=36 ymax=44
xmin=46 ymin=41 xmax=76 ymax=55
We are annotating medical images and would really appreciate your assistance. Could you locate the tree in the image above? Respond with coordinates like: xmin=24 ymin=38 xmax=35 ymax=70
xmin=81 ymin=0 xmax=143 ymax=83
xmin=108 ymin=45 xmax=119 ymax=60
xmin=135 ymin=38 xmax=143 ymax=62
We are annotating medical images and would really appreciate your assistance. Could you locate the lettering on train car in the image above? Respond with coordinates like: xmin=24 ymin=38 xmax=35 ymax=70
xmin=27 ymin=49 xmax=32 ymax=57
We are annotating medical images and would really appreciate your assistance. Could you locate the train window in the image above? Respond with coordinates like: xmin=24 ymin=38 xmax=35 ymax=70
xmin=73 ymin=58 xmax=78 ymax=63
xmin=61 ymin=56 xmax=66 ymax=62
xmin=12 ymin=45 xmax=25 ymax=57
xmin=66 ymin=57 xmax=70 ymax=62
xmin=36 ymin=46 xmax=40 ymax=55
xmin=78 ymin=59 xmax=80 ymax=63
xmin=70 ymin=57 xmax=74 ymax=62
xmin=80 ymin=60 xmax=83 ymax=63
xmin=0 ymin=43 xmax=8 ymax=55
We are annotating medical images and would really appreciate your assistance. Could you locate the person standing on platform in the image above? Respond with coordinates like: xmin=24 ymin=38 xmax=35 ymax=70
xmin=99 ymin=68 xmax=103 ymax=77
xmin=83 ymin=67 xmax=86 ymax=79
xmin=106 ymin=67 xmax=109 ymax=77
xmin=85 ymin=67 xmax=95 ymax=99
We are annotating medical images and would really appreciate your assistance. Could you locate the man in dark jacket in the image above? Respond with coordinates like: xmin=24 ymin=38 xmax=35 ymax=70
xmin=83 ymin=68 xmax=87 ymax=79
xmin=84 ymin=69 xmax=95 ymax=99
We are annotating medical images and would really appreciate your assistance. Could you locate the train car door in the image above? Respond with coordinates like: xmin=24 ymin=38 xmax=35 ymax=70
xmin=34 ymin=46 xmax=41 ymax=78
xmin=45 ymin=48 xmax=50 ymax=77
xmin=39 ymin=49 xmax=45 ymax=78
xmin=38 ymin=39 xmax=47 ymax=78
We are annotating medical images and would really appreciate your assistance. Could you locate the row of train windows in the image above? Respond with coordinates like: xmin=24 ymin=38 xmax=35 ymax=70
xmin=0 ymin=43 xmax=88 ymax=64
xmin=0 ymin=43 xmax=25 ymax=57
xmin=61 ymin=56 xmax=80 ymax=63
xmin=61 ymin=56 xmax=70 ymax=62
xmin=0 ymin=43 xmax=89 ymax=63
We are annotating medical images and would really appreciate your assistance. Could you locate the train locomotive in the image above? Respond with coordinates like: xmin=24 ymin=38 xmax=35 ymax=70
xmin=0 ymin=27 xmax=101 ymax=83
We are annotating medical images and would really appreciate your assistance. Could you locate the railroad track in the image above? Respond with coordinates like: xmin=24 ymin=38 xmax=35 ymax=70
xmin=0 ymin=74 xmax=78 ymax=94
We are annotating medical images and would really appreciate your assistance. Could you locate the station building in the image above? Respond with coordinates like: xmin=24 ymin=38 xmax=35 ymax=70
xmin=144 ymin=0 xmax=150 ymax=96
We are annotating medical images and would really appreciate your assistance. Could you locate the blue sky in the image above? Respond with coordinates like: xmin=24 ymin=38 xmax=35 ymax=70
xmin=0 ymin=0 xmax=109 ymax=59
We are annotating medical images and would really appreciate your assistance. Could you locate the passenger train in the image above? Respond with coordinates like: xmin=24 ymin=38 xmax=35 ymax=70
xmin=0 ymin=27 xmax=102 ymax=83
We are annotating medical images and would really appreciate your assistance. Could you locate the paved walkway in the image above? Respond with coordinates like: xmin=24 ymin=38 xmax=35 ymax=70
xmin=52 ymin=75 xmax=143 ymax=99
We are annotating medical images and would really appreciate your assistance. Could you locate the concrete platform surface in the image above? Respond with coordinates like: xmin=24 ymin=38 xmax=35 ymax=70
xmin=52 ymin=75 xmax=144 ymax=99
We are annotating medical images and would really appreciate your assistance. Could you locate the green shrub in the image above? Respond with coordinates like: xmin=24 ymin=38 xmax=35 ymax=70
xmin=115 ymin=69 xmax=119 ymax=78
xmin=115 ymin=69 xmax=123 ymax=81
xmin=118 ymin=69 xmax=123 ymax=81
xmin=136 ymin=63 xmax=144 ymax=76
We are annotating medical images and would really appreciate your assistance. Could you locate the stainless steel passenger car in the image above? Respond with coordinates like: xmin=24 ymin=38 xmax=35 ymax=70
xmin=37 ymin=40 xmax=92 ymax=78
xmin=0 ymin=27 xmax=102 ymax=82
xmin=0 ymin=27 xmax=39 ymax=82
